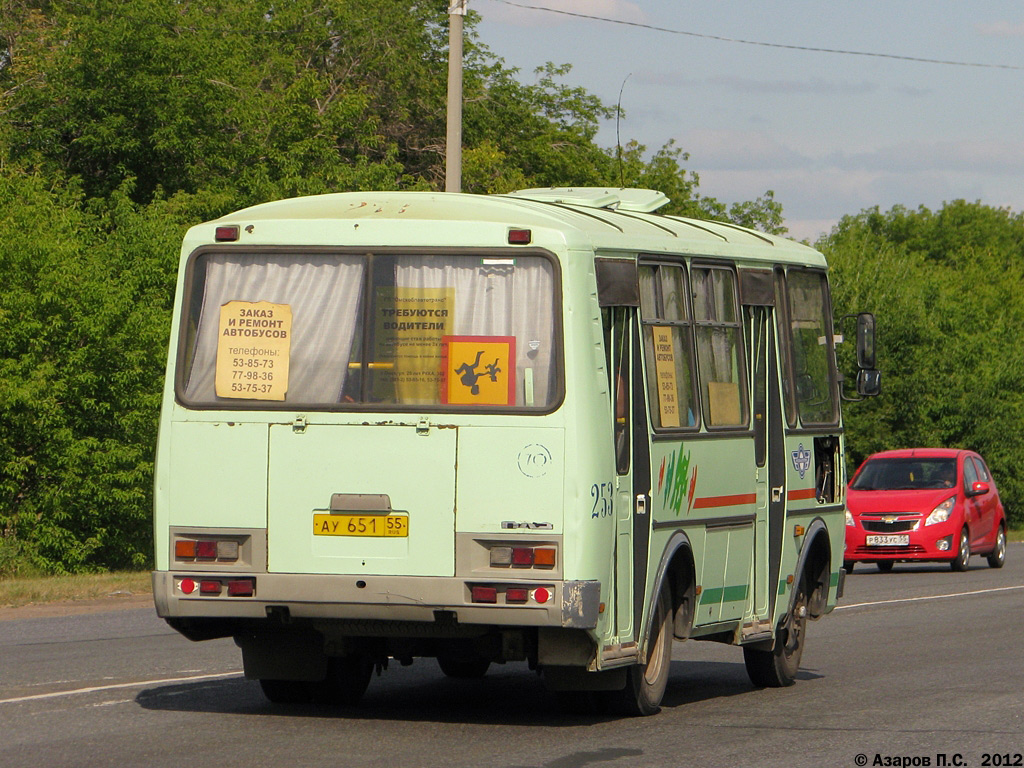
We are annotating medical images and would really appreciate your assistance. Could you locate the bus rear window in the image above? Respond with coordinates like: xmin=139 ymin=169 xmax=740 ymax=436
xmin=178 ymin=252 xmax=560 ymax=410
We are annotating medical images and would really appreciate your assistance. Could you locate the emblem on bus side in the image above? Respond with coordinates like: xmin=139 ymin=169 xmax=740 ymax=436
xmin=517 ymin=444 xmax=552 ymax=478
xmin=791 ymin=444 xmax=812 ymax=479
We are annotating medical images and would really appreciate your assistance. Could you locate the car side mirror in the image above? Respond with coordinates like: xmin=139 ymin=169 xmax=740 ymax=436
xmin=969 ymin=481 xmax=990 ymax=496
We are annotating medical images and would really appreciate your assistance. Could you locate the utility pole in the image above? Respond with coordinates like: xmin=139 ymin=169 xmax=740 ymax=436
xmin=445 ymin=0 xmax=466 ymax=192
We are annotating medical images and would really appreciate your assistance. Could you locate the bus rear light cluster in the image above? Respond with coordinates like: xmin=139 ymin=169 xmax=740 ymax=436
xmin=470 ymin=585 xmax=552 ymax=605
xmin=174 ymin=537 xmax=239 ymax=562
xmin=489 ymin=546 xmax=556 ymax=568
xmin=178 ymin=577 xmax=255 ymax=597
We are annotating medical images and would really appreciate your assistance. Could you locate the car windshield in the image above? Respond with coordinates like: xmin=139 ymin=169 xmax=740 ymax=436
xmin=850 ymin=458 xmax=958 ymax=491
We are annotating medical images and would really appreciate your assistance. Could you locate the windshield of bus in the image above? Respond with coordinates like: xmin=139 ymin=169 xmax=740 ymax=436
xmin=178 ymin=251 xmax=560 ymax=410
xmin=850 ymin=458 xmax=957 ymax=491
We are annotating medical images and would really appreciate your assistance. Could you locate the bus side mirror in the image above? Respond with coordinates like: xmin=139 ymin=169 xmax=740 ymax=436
xmin=856 ymin=313 xmax=876 ymax=370
xmin=856 ymin=368 xmax=881 ymax=397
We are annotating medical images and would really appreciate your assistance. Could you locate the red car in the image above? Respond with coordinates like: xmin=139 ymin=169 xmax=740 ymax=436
xmin=844 ymin=448 xmax=1007 ymax=572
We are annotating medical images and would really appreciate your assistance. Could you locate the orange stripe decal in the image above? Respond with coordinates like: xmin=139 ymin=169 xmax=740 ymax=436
xmin=692 ymin=493 xmax=757 ymax=509
xmin=788 ymin=488 xmax=817 ymax=501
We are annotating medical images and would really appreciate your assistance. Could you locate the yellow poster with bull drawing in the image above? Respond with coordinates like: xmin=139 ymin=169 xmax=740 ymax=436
xmin=442 ymin=336 xmax=516 ymax=406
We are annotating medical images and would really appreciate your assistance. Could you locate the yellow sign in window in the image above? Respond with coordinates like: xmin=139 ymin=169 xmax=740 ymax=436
xmin=215 ymin=300 xmax=292 ymax=400
xmin=652 ymin=326 xmax=680 ymax=427
xmin=442 ymin=336 xmax=515 ymax=406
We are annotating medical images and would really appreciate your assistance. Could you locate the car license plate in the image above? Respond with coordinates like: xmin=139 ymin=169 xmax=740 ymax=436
xmin=866 ymin=534 xmax=910 ymax=546
xmin=313 ymin=513 xmax=408 ymax=538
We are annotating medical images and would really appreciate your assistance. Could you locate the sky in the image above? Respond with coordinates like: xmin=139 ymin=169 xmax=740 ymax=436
xmin=472 ymin=0 xmax=1024 ymax=241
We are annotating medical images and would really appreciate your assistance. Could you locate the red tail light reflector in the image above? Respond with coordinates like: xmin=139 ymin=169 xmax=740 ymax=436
xmin=175 ymin=540 xmax=197 ymax=559
xmin=227 ymin=578 xmax=255 ymax=597
xmin=506 ymin=588 xmax=529 ymax=604
xmin=507 ymin=229 xmax=532 ymax=244
xmin=196 ymin=540 xmax=218 ymax=559
xmin=471 ymin=586 xmax=498 ymax=603
xmin=533 ymin=587 xmax=551 ymax=604
xmin=511 ymin=547 xmax=534 ymax=566
xmin=199 ymin=580 xmax=222 ymax=595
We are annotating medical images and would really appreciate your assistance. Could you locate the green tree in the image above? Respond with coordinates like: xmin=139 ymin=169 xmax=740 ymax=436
xmin=823 ymin=202 xmax=1024 ymax=525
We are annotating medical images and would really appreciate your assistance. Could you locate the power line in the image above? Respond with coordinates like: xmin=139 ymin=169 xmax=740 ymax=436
xmin=490 ymin=0 xmax=1024 ymax=71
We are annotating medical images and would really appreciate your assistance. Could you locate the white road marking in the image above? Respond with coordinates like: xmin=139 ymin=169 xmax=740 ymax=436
xmin=837 ymin=584 xmax=1024 ymax=611
xmin=0 ymin=671 xmax=243 ymax=705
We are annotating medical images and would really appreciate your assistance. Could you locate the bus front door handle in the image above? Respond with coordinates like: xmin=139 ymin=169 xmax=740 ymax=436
xmin=772 ymin=486 xmax=784 ymax=503
xmin=635 ymin=495 xmax=647 ymax=516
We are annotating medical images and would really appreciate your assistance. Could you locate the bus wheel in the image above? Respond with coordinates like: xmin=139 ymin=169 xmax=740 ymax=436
xmin=743 ymin=581 xmax=807 ymax=688
xmin=987 ymin=525 xmax=1006 ymax=569
xmin=258 ymin=678 xmax=312 ymax=704
xmin=311 ymin=655 xmax=374 ymax=706
xmin=437 ymin=654 xmax=491 ymax=679
xmin=606 ymin=587 xmax=673 ymax=716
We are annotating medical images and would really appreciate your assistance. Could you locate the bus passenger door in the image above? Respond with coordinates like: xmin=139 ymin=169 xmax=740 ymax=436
xmin=751 ymin=305 xmax=786 ymax=621
xmin=607 ymin=308 xmax=651 ymax=644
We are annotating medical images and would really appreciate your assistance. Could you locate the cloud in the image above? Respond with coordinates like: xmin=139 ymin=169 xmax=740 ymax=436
xmin=482 ymin=0 xmax=645 ymax=27
xmin=976 ymin=20 xmax=1024 ymax=37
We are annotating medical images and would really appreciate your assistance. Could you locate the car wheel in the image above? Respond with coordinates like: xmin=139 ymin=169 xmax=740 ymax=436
xmin=744 ymin=580 xmax=807 ymax=688
xmin=986 ymin=525 xmax=1007 ymax=569
xmin=876 ymin=560 xmax=894 ymax=573
xmin=951 ymin=528 xmax=970 ymax=572
xmin=843 ymin=561 xmax=855 ymax=574
xmin=605 ymin=586 xmax=674 ymax=716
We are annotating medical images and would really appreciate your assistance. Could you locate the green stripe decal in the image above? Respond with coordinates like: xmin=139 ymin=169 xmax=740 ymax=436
xmin=698 ymin=585 xmax=749 ymax=605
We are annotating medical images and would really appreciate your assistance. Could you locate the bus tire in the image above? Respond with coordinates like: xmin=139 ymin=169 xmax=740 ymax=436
xmin=606 ymin=586 xmax=673 ymax=716
xmin=437 ymin=654 xmax=491 ymax=679
xmin=258 ymin=678 xmax=312 ymax=704
xmin=311 ymin=655 xmax=374 ymax=706
xmin=743 ymin=581 xmax=807 ymax=688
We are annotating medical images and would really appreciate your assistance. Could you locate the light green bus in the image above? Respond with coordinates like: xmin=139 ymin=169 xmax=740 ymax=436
xmin=152 ymin=187 xmax=878 ymax=715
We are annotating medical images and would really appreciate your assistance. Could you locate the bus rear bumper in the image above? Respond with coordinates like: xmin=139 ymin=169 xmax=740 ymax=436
xmin=152 ymin=571 xmax=601 ymax=631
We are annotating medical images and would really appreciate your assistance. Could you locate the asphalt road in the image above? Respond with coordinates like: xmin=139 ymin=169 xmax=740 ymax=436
xmin=2 ymin=548 xmax=1022 ymax=768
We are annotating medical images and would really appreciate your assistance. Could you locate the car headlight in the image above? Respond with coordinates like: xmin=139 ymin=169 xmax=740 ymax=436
xmin=925 ymin=496 xmax=956 ymax=526
xmin=845 ymin=509 xmax=855 ymax=527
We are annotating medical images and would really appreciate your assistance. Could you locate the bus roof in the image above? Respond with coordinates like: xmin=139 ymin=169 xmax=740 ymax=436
xmin=212 ymin=188 xmax=826 ymax=267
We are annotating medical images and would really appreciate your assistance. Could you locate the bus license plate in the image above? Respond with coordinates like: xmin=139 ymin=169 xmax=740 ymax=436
xmin=313 ymin=513 xmax=408 ymax=538
xmin=866 ymin=534 xmax=909 ymax=546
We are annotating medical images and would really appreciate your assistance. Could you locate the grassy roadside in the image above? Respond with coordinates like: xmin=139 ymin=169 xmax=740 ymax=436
xmin=0 ymin=571 xmax=152 ymax=609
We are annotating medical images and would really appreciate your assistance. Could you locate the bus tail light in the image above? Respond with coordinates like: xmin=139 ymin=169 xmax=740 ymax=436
xmin=488 ymin=545 xmax=557 ymax=569
xmin=174 ymin=536 xmax=241 ymax=563
xmin=199 ymin=580 xmax=222 ymax=595
xmin=227 ymin=578 xmax=255 ymax=597
xmin=471 ymin=586 xmax=498 ymax=603
xmin=506 ymin=587 xmax=529 ymax=603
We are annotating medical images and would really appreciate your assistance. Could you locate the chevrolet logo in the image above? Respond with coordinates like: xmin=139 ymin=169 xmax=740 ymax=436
xmin=883 ymin=515 xmax=899 ymax=524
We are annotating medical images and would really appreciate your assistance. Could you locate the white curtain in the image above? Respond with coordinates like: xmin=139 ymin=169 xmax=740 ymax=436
xmin=394 ymin=256 xmax=555 ymax=406
xmin=184 ymin=253 xmax=365 ymax=404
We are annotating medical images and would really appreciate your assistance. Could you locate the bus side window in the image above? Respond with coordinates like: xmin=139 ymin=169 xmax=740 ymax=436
xmin=692 ymin=265 xmax=748 ymax=428
xmin=639 ymin=263 xmax=698 ymax=430
xmin=612 ymin=308 xmax=630 ymax=475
